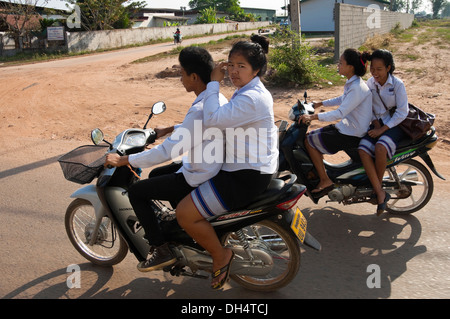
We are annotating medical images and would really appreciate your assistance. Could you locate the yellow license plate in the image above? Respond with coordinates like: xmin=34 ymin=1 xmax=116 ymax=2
xmin=291 ymin=208 xmax=307 ymax=243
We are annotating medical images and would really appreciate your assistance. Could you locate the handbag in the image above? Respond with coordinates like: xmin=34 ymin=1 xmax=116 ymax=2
xmin=376 ymin=87 xmax=435 ymax=140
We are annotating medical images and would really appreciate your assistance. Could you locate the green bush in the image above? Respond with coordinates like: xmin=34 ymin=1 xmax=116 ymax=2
xmin=267 ymin=28 xmax=323 ymax=85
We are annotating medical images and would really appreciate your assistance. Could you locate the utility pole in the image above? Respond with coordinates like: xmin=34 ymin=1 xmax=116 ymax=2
xmin=290 ymin=0 xmax=301 ymax=35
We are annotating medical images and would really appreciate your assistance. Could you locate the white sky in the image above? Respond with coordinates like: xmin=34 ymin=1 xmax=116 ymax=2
xmin=42 ymin=0 xmax=431 ymax=14
xmin=42 ymin=0 xmax=290 ymax=13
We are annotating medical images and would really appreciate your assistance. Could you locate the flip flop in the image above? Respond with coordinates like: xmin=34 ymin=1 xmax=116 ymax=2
xmin=376 ymin=192 xmax=391 ymax=216
xmin=311 ymin=184 xmax=334 ymax=198
xmin=211 ymin=251 xmax=235 ymax=290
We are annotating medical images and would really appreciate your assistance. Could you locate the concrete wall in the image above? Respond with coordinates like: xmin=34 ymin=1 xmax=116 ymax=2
xmin=334 ymin=3 xmax=414 ymax=60
xmin=66 ymin=21 xmax=270 ymax=53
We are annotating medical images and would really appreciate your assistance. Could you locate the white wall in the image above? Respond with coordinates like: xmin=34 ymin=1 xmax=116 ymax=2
xmin=66 ymin=21 xmax=270 ymax=53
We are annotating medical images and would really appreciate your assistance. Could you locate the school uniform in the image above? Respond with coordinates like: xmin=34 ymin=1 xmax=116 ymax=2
xmin=128 ymin=91 xmax=228 ymax=246
xmin=358 ymin=74 xmax=409 ymax=159
xmin=307 ymin=75 xmax=372 ymax=155
xmin=191 ymin=76 xmax=279 ymax=219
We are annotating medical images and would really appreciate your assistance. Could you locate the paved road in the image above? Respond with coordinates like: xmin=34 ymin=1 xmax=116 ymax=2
xmin=0 ymin=32 xmax=449 ymax=302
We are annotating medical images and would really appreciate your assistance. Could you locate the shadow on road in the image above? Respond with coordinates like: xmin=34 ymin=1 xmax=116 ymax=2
xmin=2 ymin=206 xmax=426 ymax=299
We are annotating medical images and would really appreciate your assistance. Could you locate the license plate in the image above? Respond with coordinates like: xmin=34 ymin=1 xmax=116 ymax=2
xmin=291 ymin=208 xmax=307 ymax=243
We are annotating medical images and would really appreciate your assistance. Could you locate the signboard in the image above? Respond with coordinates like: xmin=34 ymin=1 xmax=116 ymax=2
xmin=47 ymin=27 xmax=65 ymax=41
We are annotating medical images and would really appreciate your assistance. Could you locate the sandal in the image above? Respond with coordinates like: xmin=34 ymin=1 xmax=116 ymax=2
xmin=376 ymin=192 xmax=391 ymax=216
xmin=311 ymin=184 xmax=334 ymax=198
xmin=211 ymin=251 xmax=235 ymax=290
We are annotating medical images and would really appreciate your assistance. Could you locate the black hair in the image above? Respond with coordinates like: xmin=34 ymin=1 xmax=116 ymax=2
xmin=369 ymin=49 xmax=395 ymax=74
xmin=178 ymin=46 xmax=214 ymax=84
xmin=342 ymin=48 xmax=370 ymax=77
xmin=229 ymin=35 xmax=269 ymax=77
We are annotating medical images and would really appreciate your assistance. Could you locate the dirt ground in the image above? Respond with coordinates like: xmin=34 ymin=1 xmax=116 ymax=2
xmin=0 ymin=27 xmax=448 ymax=157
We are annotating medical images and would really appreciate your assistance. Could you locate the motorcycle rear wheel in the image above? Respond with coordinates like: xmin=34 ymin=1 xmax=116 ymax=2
xmin=385 ymin=159 xmax=433 ymax=215
xmin=65 ymin=199 xmax=128 ymax=266
xmin=221 ymin=220 xmax=301 ymax=292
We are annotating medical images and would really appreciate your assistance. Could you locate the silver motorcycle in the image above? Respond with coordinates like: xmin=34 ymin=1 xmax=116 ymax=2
xmin=58 ymin=102 xmax=321 ymax=292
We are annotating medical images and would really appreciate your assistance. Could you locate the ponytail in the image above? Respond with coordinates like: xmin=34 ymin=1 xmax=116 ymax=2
xmin=343 ymin=48 xmax=370 ymax=77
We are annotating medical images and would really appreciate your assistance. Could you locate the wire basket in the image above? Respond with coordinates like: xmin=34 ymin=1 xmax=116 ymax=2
xmin=58 ymin=145 xmax=109 ymax=184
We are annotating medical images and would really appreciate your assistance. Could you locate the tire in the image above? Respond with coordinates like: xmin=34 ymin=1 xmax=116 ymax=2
xmin=221 ymin=220 xmax=301 ymax=292
xmin=385 ymin=159 xmax=433 ymax=215
xmin=65 ymin=199 xmax=128 ymax=266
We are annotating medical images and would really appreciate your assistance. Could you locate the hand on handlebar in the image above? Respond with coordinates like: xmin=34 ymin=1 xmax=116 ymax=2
xmin=105 ymin=153 xmax=129 ymax=168
xmin=298 ymin=114 xmax=314 ymax=125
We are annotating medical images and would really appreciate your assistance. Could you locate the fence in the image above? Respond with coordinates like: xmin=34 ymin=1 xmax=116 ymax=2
xmin=334 ymin=3 xmax=414 ymax=60
xmin=66 ymin=21 xmax=270 ymax=53
xmin=1 ymin=21 xmax=270 ymax=56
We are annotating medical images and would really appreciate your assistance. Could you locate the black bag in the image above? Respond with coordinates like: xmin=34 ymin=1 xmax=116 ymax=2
xmin=376 ymin=88 xmax=435 ymax=140
xmin=398 ymin=103 xmax=435 ymax=140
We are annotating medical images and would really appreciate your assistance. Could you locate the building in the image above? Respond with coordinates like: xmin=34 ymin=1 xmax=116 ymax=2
xmin=299 ymin=0 xmax=389 ymax=33
xmin=242 ymin=7 xmax=276 ymax=22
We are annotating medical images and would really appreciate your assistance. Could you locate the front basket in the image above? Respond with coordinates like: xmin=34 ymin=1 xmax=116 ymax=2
xmin=58 ymin=145 xmax=109 ymax=184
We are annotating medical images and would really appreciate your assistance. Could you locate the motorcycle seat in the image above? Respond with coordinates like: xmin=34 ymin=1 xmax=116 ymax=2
xmin=246 ymin=175 xmax=305 ymax=209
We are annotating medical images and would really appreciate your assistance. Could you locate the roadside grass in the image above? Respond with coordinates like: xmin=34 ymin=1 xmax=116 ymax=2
xmin=131 ymin=34 xmax=247 ymax=64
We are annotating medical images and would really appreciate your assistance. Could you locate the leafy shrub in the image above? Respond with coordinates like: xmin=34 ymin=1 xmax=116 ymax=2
xmin=267 ymin=28 xmax=322 ymax=85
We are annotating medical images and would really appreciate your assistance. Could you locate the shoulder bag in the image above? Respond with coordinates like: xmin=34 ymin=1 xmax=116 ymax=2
xmin=376 ymin=87 xmax=435 ymax=140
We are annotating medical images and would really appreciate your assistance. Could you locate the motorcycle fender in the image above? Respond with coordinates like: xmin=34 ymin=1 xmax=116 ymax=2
xmin=275 ymin=209 xmax=321 ymax=251
xmin=70 ymin=185 xmax=107 ymax=220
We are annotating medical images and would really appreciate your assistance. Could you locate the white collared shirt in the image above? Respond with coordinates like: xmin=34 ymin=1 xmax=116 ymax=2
xmin=367 ymin=74 xmax=409 ymax=128
xmin=129 ymin=91 xmax=228 ymax=187
xmin=203 ymin=76 xmax=279 ymax=174
xmin=319 ymin=75 xmax=372 ymax=137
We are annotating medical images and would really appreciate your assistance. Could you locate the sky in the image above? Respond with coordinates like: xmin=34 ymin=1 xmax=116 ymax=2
xmin=40 ymin=0 xmax=431 ymax=14
xmin=41 ymin=0 xmax=290 ymax=14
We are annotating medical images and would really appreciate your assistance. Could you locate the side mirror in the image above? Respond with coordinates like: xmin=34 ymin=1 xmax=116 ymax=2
xmin=144 ymin=101 xmax=167 ymax=129
xmin=152 ymin=101 xmax=166 ymax=115
xmin=91 ymin=128 xmax=104 ymax=145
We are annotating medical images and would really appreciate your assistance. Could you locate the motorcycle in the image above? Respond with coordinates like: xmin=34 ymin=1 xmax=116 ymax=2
xmin=58 ymin=101 xmax=321 ymax=292
xmin=277 ymin=92 xmax=445 ymax=215
xmin=174 ymin=33 xmax=182 ymax=44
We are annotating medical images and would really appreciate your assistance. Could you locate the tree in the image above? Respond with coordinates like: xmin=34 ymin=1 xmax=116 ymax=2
xmin=189 ymin=0 xmax=241 ymax=15
xmin=390 ymin=0 xmax=407 ymax=11
xmin=0 ymin=0 xmax=46 ymax=50
xmin=410 ymin=0 xmax=423 ymax=13
xmin=429 ymin=0 xmax=447 ymax=18
xmin=195 ymin=6 xmax=218 ymax=24
xmin=66 ymin=0 xmax=145 ymax=31
xmin=442 ymin=1 xmax=450 ymax=17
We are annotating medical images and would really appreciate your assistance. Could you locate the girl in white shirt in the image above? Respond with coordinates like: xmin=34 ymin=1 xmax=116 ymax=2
xmin=358 ymin=49 xmax=409 ymax=215
xmin=299 ymin=48 xmax=372 ymax=198
xmin=176 ymin=35 xmax=278 ymax=289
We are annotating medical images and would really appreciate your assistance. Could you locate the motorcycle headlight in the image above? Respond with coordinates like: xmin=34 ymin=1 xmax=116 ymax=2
xmin=288 ymin=108 xmax=296 ymax=121
xmin=288 ymin=104 xmax=300 ymax=121
xmin=123 ymin=132 xmax=146 ymax=147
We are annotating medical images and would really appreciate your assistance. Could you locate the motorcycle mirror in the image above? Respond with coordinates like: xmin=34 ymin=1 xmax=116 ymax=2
xmin=91 ymin=128 xmax=104 ymax=145
xmin=303 ymin=91 xmax=307 ymax=103
xmin=152 ymin=101 xmax=166 ymax=115
xmin=144 ymin=101 xmax=166 ymax=129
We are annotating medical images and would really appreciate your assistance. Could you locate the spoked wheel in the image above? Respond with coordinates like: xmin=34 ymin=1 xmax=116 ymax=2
xmin=65 ymin=199 xmax=128 ymax=266
xmin=385 ymin=159 xmax=433 ymax=215
xmin=221 ymin=220 xmax=300 ymax=292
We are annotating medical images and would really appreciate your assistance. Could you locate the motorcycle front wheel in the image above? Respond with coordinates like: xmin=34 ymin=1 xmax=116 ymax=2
xmin=221 ymin=220 xmax=301 ymax=292
xmin=385 ymin=159 xmax=433 ymax=215
xmin=65 ymin=199 xmax=128 ymax=266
